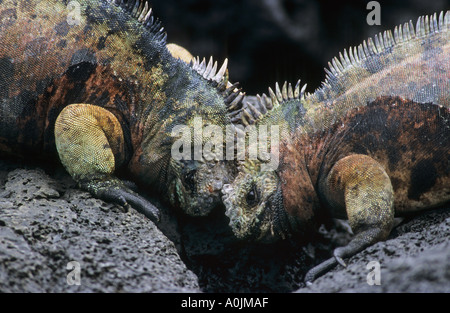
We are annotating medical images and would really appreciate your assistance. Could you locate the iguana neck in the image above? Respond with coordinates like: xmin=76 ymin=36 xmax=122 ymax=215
xmin=278 ymin=134 xmax=325 ymax=233
xmin=128 ymin=52 xmax=231 ymax=189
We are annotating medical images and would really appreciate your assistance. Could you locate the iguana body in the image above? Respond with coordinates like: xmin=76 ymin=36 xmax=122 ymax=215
xmin=222 ymin=11 xmax=450 ymax=282
xmin=0 ymin=0 xmax=244 ymax=219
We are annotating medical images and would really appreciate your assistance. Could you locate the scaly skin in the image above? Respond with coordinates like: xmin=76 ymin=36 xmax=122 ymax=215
xmin=0 ymin=0 xmax=244 ymax=220
xmin=222 ymin=11 xmax=450 ymax=282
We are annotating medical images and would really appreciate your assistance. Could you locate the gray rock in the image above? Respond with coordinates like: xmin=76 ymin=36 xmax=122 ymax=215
xmin=296 ymin=209 xmax=450 ymax=293
xmin=0 ymin=164 xmax=199 ymax=292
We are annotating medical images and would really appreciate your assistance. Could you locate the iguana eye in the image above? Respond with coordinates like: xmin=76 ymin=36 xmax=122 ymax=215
xmin=183 ymin=170 xmax=196 ymax=192
xmin=246 ymin=184 xmax=259 ymax=207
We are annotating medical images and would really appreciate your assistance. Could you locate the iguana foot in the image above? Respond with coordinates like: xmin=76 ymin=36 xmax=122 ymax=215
xmin=305 ymin=154 xmax=396 ymax=284
xmin=81 ymin=178 xmax=160 ymax=222
xmin=304 ymin=227 xmax=388 ymax=284
xmin=304 ymin=257 xmax=338 ymax=285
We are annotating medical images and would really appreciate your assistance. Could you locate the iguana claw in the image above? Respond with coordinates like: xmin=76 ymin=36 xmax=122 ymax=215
xmin=125 ymin=192 xmax=161 ymax=223
xmin=303 ymin=257 xmax=338 ymax=284
xmin=108 ymin=188 xmax=161 ymax=223
xmin=333 ymin=249 xmax=347 ymax=267
xmin=81 ymin=178 xmax=161 ymax=223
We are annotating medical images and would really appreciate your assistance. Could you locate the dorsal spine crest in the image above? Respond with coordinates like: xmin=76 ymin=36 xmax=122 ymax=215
xmin=320 ymin=11 xmax=450 ymax=91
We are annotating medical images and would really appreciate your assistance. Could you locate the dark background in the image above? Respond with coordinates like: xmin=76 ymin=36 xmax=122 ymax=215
xmin=152 ymin=0 xmax=449 ymax=95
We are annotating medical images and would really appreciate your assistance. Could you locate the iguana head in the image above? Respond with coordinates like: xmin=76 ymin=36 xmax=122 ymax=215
xmin=222 ymin=159 xmax=287 ymax=242
xmin=165 ymin=56 xmax=245 ymax=216
xmin=170 ymin=159 xmax=237 ymax=216
xmin=222 ymin=81 xmax=308 ymax=242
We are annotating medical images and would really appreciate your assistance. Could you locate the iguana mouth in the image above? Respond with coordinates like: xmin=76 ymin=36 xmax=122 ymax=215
xmin=222 ymin=183 xmax=290 ymax=242
xmin=222 ymin=183 xmax=262 ymax=240
xmin=254 ymin=186 xmax=291 ymax=242
xmin=267 ymin=186 xmax=291 ymax=240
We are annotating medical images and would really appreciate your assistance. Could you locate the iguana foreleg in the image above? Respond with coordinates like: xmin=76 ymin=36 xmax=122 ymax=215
xmin=55 ymin=104 xmax=160 ymax=222
xmin=305 ymin=154 xmax=395 ymax=283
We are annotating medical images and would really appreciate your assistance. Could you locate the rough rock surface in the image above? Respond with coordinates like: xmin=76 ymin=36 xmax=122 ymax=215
xmin=0 ymin=160 xmax=448 ymax=293
xmin=0 ymin=160 xmax=199 ymax=293
xmin=297 ymin=209 xmax=450 ymax=293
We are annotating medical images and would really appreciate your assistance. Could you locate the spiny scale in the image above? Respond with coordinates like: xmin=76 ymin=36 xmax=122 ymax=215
xmin=240 ymin=80 xmax=307 ymax=126
xmin=190 ymin=55 xmax=247 ymax=124
xmin=191 ymin=56 xmax=229 ymax=85
xmin=321 ymin=11 xmax=450 ymax=91
xmin=114 ymin=1 xmax=245 ymax=122
xmin=268 ymin=81 xmax=307 ymax=106
xmin=115 ymin=0 xmax=167 ymax=42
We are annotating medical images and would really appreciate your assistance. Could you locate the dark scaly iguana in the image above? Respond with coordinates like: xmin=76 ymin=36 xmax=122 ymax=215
xmin=222 ymin=11 xmax=450 ymax=283
xmin=0 ymin=0 xmax=245 ymax=220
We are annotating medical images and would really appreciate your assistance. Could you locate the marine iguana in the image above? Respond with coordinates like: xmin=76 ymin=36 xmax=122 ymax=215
xmin=0 ymin=0 xmax=245 ymax=220
xmin=222 ymin=11 xmax=450 ymax=283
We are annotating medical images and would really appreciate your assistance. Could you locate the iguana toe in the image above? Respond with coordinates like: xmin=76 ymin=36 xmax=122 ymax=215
xmin=82 ymin=178 xmax=161 ymax=223
xmin=110 ymin=187 xmax=160 ymax=223
xmin=303 ymin=257 xmax=338 ymax=284
xmin=333 ymin=248 xmax=348 ymax=267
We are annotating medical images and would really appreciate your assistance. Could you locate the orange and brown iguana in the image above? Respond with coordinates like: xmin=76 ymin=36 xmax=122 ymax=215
xmin=222 ymin=11 xmax=450 ymax=283
xmin=0 ymin=0 xmax=246 ymax=221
